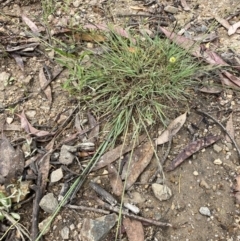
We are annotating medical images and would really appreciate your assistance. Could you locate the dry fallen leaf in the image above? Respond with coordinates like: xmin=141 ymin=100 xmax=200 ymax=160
xmin=222 ymin=71 xmax=240 ymax=87
xmin=11 ymin=53 xmax=24 ymax=71
xmin=93 ymin=135 xmax=146 ymax=171
xmin=84 ymin=23 xmax=136 ymax=44
xmin=38 ymin=139 xmax=54 ymax=192
xmin=167 ymin=135 xmax=221 ymax=171
xmin=159 ymin=27 xmax=228 ymax=66
xmin=39 ymin=67 xmax=52 ymax=103
xmin=21 ymin=13 xmax=40 ymax=36
xmin=228 ymin=21 xmax=240 ymax=36
xmin=156 ymin=112 xmax=187 ymax=145
xmin=226 ymin=113 xmax=234 ymax=143
xmin=125 ymin=141 xmax=154 ymax=190
xmin=123 ymin=218 xmax=144 ymax=241
xmin=87 ymin=112 xmax=99 ymax=143
xmin=198 ymin=86 xmax=222 ymax=94
xmin=0 ymin=135 xmax=16 ymax=182
xmin=108 ymin=164 xmax=123 ymax=196
xmin=219 ymin=72 xmax=239 ymax=88
xmin=17 ymin=110 xmax=51 ymax=137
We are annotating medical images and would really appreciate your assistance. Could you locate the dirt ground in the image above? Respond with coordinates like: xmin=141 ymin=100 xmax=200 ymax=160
xmin=1 ymin=0 xmax=240 ymax=240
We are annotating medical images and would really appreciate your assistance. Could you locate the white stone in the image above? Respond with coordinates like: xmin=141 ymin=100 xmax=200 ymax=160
xmin=199 ymin=207 xmax=211 ymax=216
xmin=50 ymin=168 xmax=63 ymax=183
xmin=213 ymin=158 xmax=222 ymax=165
xmin=193 ymin=171 xmax=199 ymax=176
xmin=152 ymin=183 xmax=172 ymax=201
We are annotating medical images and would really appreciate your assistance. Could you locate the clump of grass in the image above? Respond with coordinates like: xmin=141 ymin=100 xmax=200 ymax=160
xmin=59 ymin=31 xmax=201 ymax=142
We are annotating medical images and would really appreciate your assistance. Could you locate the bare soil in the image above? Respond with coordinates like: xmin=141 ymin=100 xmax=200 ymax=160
xmin=1 ymin=0 xmax=240 ymax=240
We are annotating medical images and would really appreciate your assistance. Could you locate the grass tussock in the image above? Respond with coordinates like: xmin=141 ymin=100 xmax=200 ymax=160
xmin=58 ymin=31 xmax=202 ymax=142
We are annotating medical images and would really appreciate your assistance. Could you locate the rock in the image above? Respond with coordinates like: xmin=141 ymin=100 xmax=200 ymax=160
xmin=226 ymin=142 xmax=233 ymax=150
xmin=6 ymin=117 xmax=13 ymax=124
xmin=0 ymin=72 xmax=11 ymax=90
xmin=39 ymin=193 xmax=58 ymax=213
xmin=213 ymin=144 xmax=222 ymax=153
xmin=199 ymin=179 xmax=210 ymax=189
xmin=50 ymin=167 xmax=63 ymax=183
xmin=123 ymin=202 xmax=140 ymax=214
xmin=199 ymin=207 xmax=211 ymax=217
xmin=152 ymin=183 xmax=172 ymax=201
xmin=59 ymin=145 xmax=76 ymax=165
xmin=193 ymin=171 xmax=199 ymax=176
xmin=39 ymin=216 xmax=51 ymax=235
xmin=60 ymin=226 xmax=70 ymax=240
xmin=213 ymin=158 xmax=222 ymax=165
xmin=25 ymin=110 xmax=36 ymax=118
xmin=80 ymin=213 xmax=117 ymax=241
xmin=73 ymin=0 xmax=81 ymax=7
xmin=22 ymin=75 xmax=32 ymax=84
xmin=164 ymin=5 xmax=178 ymax=14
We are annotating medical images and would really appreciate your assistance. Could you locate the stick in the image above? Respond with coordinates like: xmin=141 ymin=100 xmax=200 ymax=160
xmin=67 ymin=205 xmax=110 ymax=215
xmin=96 ymin=199 xmax=172 ymax=227
xmin=196 ymin=110 xmax=240 ymax=158
xmin=31 ymin=173 xmax=42 ymax=240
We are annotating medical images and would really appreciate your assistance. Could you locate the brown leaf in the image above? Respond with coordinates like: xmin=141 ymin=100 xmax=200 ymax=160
xmin=219 ymin=72 xmax=239 ymax=88
xmin=156 ymin=112 xmax=187 ymax=145
xmin=215 ymin=16 xmax=240 ymax=34
xmin=38 ymin=139 xmax=54 ymax=192
xmin=5 ymin=146 xmax=25 ymax=185
xmin=87 ymin=112 xmax=99 ymax=142
xmin=17 ymin=110 xmax=51 ymax=137
xmin=84 ymin=24 xmax=136 ymax=43
xmin=158 ymin=27 xmax=228 ymax=66
xmin=11 ymin=53 xmax=24 ymax=71
xmin=215 ymin=16 xmax=231 ymax=29
xmin=125 ymin=141 xmax=154 ymax=190
xmin=198 ymin=86 xmax=222 ymax=94
xmin=0 ymin=135 xmax=15 ymax=180
xmin=39 ymin=67 xmax=52 ymax=103
xmin=228 ymin=21 xmax=240 ymax=36
xmin=108 ymin=164 xmax=123 ymax=196
xmin=93 ymin=135 xmax=146 ymax=171
xmin=167 ymin=135 xmax=221 ymax=171
xmin=21 ymin=14 xmax=40 ymax=35
xmin=123 ymin=218 xmax=144 ymax=241
xmin=222 ymin=71 xmax=240 ymax=87
xmin=226 ymin=113 xmax=234 ymax=143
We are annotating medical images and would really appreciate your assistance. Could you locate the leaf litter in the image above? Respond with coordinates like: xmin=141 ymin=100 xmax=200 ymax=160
xmin=166 ymin=135 xmax=222 ymax=172
xmin=1 ymin=1 xmax=240 ymax=240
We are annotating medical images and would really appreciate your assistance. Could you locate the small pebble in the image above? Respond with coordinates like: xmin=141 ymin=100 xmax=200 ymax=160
xmin=164 ymin=5 xmax=178 ymax=14
xmin=193 ymin=171 xmax=199 ymax=176
xmin=200 ymin=179 xmax=210 ymax=189
xmin=214 ymin=158 xmax=222 ymax=165
xmin=199 ymin=207 xmax=211 ymax=217
xmin=213 ymin=144 xmax=222 ymax=153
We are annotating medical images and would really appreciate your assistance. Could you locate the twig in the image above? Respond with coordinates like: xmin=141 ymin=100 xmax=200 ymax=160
xmin=116 ymin=13 xmax=166 ymax=18
xmin=67 ymin=204 xmax=110 ymax=215
xmin=96 ymin=199 xmax=172 ymax=227
xmin=31 ymin=173 xmax=42 ymax=240
xmin=196 ymin=110 xmax=240 ymax=158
